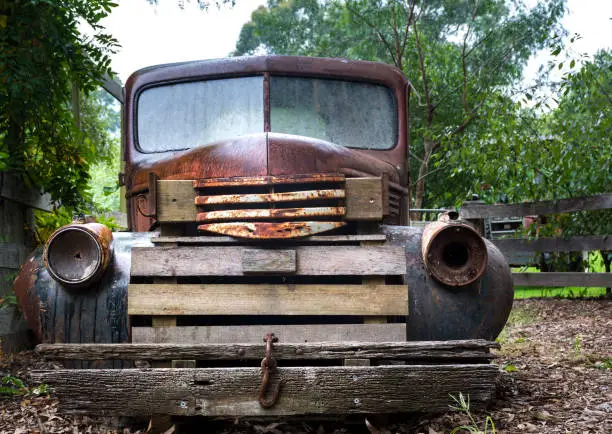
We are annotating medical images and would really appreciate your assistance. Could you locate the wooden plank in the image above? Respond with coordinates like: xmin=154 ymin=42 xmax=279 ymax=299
xmin=128 ymin=284 xmax=408 ymax=316
xmin=0 ymin=172 xmax=52 ymax=211
xmin=195 ymin=189 xmax=345 ymax=205
xmin=31 ymin=364 xmax=498 ymax=416
xmin=512 ymin=272 xmax=612 ymax=287
xmin=151 ymin=234 xmax=388 ymax=244
xmin=242 ymin=249 xmax=296 ymax=274
xmin=345 ymin=177 xmax=383 ymax=221
xmin=36 ymin=340 xmax=498 ymax=361
xmin=130 ymin=246 xmax=406 ymax=276
xmin=460 ymin=193 xmax=612 ymax=219
xmin=102 ymin=72 xmax=123 ymax=104
xmin=493 ymin=236 xmax=611 ymax=254
xmin=0 ymin=243 xmax=27 ymax=269
xmin=157 ymin=180 xmax=196 ymax=223
xmin=133 ymin=324 xmax=407 ymax=344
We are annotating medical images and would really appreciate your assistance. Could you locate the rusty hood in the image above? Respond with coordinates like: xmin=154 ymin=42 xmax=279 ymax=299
xmin=130 ymin=133 xmax=399 ymax=191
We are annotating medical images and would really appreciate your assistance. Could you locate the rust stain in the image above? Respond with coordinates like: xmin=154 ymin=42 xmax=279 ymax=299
xmin=13 ymin=254 xmax=42 ymax=337
xmin=421 ymin=214 xmax=488 ymax=287
xmin=195 ymin=189 xmax=345 ymax=205
xmin=198 ymin=221 xmax=346 ymax=238
xmin=194 ymin=173 xmax=345 ymax=188
xmin=197 ymin=207 xmax=346 ymax=222
xmin=43 ymin=223 xmax=114 ymax=288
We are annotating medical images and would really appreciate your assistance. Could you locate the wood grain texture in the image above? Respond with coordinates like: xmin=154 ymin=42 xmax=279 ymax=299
xmin=460 ymin=194 xmax=612 ymax=219
xmin=31 ymin=365 xmax=498 ymax=416
xmin=36 ymin=340 xmax=498 ymax=361
xmin=242 ymin=249 xmax=296 ymax=274
xmin=151 ymin=234 xmax=388 ymax=244
xmin=494 ymin=236 xmax=611 ymax=254
xmin=128 ymin=284 xmax=408 ymax=316
xmin=512 ymin=272 xmax=612 ymax=287
xmin=130 ymin=246 xmax=406 ymax=276
xmin=345 ymin=178 xmax=383 ymax=221
xmin=132 ymin=324 xmax=407 ymax=344
xmin=157 ymin=180 xmax=196 ymax=223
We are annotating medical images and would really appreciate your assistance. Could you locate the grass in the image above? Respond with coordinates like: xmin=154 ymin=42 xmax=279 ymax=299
xmin=512 ymin=251 xmax=609 ymax=299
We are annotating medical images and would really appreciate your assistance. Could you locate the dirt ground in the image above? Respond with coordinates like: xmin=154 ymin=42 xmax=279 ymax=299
xmin=0 ymin=298 xmax=610 ymax=434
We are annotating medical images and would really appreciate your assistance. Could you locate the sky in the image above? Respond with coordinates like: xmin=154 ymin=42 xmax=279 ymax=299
xmin=101 ymin=0 xmax=612 ymax=84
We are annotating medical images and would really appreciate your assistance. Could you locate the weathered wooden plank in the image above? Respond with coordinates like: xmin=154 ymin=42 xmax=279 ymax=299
xmin=493 ymin=236 xmax=611 ymax=254
xmin=31 ymin=364 xmax=498 ymax=416
xmin=195 ymin=189 xmax=345 ymax=205
xmin=132 ymin=324 xmax=407 ymax=344
xmin=102 ymin=72 xmax=123 ymax=103
xmin=345 ymin=177 xmax=383 ymax=221
xmin=151 ymin=234 xmax=388 ymax=244
xmin=0 ymin=243 xmax=27 ymax=269
xmin=36 ymin=340 xmax=498 ymax=361
xmin=0 ymin=172 xmax=52 ymax=211
xmin=242 ymin=249 xmax=296 ymax=274
xmin=130 ymin=246 xmax=406 ymax=276
xmin=157 ymin=180 xmax=196 ymax=223
xmin=460 ymin=193 xmax=612 ymax=219
xmin=512 ymin=272 xmax=612 ymax=287
xmin=128 ymin=284 xmax=408 ymax=316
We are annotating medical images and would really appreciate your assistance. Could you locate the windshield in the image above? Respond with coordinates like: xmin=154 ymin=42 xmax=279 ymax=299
xmin=137 ymin=76 xmax=264 ymax=153
xmin=270 ymin=77 xmax=397 ymax=149
xmin=136 ymin=76 xmax=397 ymax=152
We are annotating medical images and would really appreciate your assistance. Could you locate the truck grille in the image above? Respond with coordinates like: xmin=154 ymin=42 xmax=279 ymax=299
xmin=194 ymin=174 xmax=347 ymax=238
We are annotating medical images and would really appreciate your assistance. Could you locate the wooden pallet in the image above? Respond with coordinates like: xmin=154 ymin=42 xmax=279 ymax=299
xmin=33 ymin=340 xmax=500 ymax=416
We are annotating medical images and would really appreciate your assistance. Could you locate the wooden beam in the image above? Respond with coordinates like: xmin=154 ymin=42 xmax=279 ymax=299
xmin=157 ymin=180 xmax=196 ymax=223
xmin=0 ymin=172 xmax=52 ymax=211
xmin=130 ymin=246 xmax=406 ymax=276
xmin=36 ymin=340 xmax=498 ymax=361
xmin=151 ymin=234 xmax=388 ymax=244
xmin=512 ymin=272 xmax=612 ymax=287
xmin=132 ymin=324 xmax=407 ymax=344
xmin=493 ymin=236 xmax=611 ymax=254
xmin=31 ymin=365 xmax=498 ymax=416
xmin=345 ymin=177 xmax=383 ymax=221
xmin=101 ymin=72 xmax=123 ymax=104
xmin=242 ymin=249 xmax=296 ymax=274
xmin=128 ymin=284 xmax=408 ymax=316
xmin=460 ymin=193 xmax=612 ymax=219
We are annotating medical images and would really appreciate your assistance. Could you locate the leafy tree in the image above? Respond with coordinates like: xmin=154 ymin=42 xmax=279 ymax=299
xmin=0 ymin=0 xmax=119 ymax=208
xmin=234 ymin=0 xmax=566 ymax=211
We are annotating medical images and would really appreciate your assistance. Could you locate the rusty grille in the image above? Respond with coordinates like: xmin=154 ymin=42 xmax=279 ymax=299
xmin=195 ymin=174 xmax=348 ymax=238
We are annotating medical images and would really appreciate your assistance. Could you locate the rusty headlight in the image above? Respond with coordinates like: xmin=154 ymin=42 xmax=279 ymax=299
xmin=43 ymin=223 xmax=113 ymax=288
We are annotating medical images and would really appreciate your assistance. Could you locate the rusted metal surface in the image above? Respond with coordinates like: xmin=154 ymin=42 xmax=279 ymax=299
xmin=195 ymin=189 xmax=345 ymax=205
xmin=197 ymin=207 xmax=346 ymax=222
xmin=14 ymin=233 xmax=155 ymax=354
xmin=43 ymin=223 xmax=114 ymax=288
xmin=124 ymin=56 xmax=409 ymax=168
xmin=195 ymin=173 xmax=345 ymax=188
xmin=198 ymin=222 xmax=346 ymax=238
xmin=420 ymin=215 xmax=488 ymax=287
xmin=382 ymin=225 xmax=513 ymax=341
xmin=258 ymin=333 xmax=282 ymax=408
xmin=267 ymin=134 xmax=400 ymax=183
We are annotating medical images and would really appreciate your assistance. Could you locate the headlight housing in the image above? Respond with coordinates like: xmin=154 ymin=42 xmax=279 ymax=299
xmin=43 ymin=223 xmax=113 ymax=288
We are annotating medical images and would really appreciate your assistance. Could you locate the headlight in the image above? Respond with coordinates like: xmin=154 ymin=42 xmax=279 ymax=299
xmin=43 ymin=223 xmax=113 ymax=288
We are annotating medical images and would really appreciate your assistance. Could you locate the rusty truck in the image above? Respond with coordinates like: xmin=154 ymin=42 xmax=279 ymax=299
xmin=15 ymin=56 xmax=514 ymax=419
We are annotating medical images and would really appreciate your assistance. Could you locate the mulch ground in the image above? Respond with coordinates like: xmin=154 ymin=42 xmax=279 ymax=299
xmin=0 ymin=298 xmax=610 ymax=433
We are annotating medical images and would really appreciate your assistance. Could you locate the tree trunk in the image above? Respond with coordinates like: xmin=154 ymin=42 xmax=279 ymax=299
xmin=602 ymin=250 xmax=611 ymax=298
xmin=411 ymin=139 xmax=435 ymax=220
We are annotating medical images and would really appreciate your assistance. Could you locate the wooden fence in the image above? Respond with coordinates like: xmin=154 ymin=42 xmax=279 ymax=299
xmin=460 ymin=194 xmax=612 ymax=290
xmin=0 ymin=172 xmax=52 ymax=350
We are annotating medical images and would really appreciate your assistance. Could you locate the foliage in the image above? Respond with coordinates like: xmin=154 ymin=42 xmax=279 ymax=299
xmin=0 ymin=0 xmax=119 ymax=208
xmin=234 ymin=0 xmax=566 ymax=209
xmin=0 ymin=375 xmax=50 ymax=397
xmin=449 ymin=392 xmax=497 ymax=433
